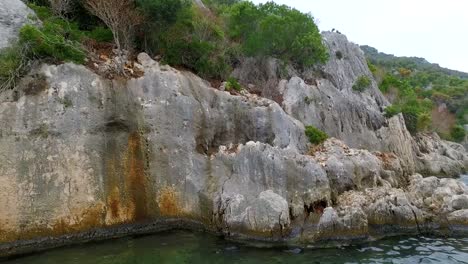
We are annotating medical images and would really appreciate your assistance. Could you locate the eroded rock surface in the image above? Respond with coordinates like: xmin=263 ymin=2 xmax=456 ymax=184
xmin=0 ymin=0 xmax=36 ymax=49
xmin=414 ymin=133 xmax=468 ymax=177
xmin=0 ymin=3 xmax=467 ymax=255
xmin=233 ymin=32 xmax=467 ymax=177
xmin=233 ymin=33 xmax=417 ymax=174
xmin=0 ymin=57 xmax=467 ymax=257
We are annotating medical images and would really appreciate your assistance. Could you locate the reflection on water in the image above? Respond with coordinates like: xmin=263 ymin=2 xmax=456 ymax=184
xmin=3 ymin=231 xmax=468 ymax=264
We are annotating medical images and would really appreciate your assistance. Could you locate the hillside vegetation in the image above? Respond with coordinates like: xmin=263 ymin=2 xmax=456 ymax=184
xmin=363 ymin=46 xmax=467 ymax=142
xmin=1 ymin=0 xmax=328 ymax=88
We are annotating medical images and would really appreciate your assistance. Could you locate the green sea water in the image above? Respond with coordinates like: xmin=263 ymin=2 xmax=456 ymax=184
xmin=3 ymin=231 xmax=468 ymax=264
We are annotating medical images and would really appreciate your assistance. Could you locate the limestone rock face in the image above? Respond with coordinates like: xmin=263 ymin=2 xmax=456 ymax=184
xmin=311 ymin=138 xmax=403 ymax=199
xmin=0 ymin=2 xmax=467 ymax=253
xmin=0 ymin=58 xmax=468 ymax=256
xmin=414 ymin=133 xmax=468 ymax=177
xmin=233 ymin=32 xmax=468 ymax=177
xmin=0 ymin=59 xmax=326 ymax=254
xmin=233 ymin=32 xmax=417 ymax=174
xmin=0 ymin=0 xmax=36 ymax=49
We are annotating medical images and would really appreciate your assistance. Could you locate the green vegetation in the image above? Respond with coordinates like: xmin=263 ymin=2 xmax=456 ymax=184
xmin=137 ymin=0 xmax=328 ymax=79
xmin=0 ymin=2 xmax=115 ymax=90
xmin=226 ymin=2 xmax=328 ymax=68
xmin=0 ymin=44 xmax=31 ymax=90
xmin=225 ymin=77 xmax=241 ymax=91
xmin=203 ymin=0 xmax=241 ymax=10
xmin=363 ymin=45 xmax=467 ymax=141
xmin=367 ymin=59 xmax=377 ymax=74
xmin=352 ymin=75 xmax=371 ymax=92
xmin=19 ymin=23 xmax=86 ymax=63
xmin=2 ymin=1 xmax=328 ymax=91
xmin=86 ymin=26 xmax=113 ymax=42
xmin=305 ymin=125 xmax=328 ymax=145
xmin=451 ymin=125 xmax=466 ymax=143
xmin=378 ymin=73 xmax=433 ymax=134
xmin=384 ymin=105 xmax=401 ymax=118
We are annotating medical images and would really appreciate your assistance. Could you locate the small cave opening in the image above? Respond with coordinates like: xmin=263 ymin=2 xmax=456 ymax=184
xmin=304 ymin=200 xmax=328 ymax=216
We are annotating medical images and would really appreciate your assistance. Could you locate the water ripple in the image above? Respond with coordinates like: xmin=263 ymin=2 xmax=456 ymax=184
xmin=2 ymin=233 xmax=468 ymax=264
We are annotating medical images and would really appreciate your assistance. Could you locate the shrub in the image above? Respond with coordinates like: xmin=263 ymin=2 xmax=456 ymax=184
xmin=305 ymin=125 xmax=328 ymax=145
xmin=139 ymin=3 xmax=232 ymax=79
xmin=226 ymin=1 xmax=328 ymax=68
xmin=304 ymin=96 xmax=314 ymax=105
xmin=19 ymin=24 xmax=86 ymax=63
xmin=204 ymin=0 xmax=240 ymax=7
xmin=28 ymin=3 xmax=53 ymax=20
xmin=400 ymin=101 xmax=431 ymax=134
xmin=416 ymin=112 xmax=432 ymax=132
xmin=352 ymin=75 xmax=371 ymax=92
xmin=86 ymin=26 xmax=113 ymax=42
xmin=0 ymin=44 xmax=31 ymax=91
xmin=84 ymin=0 xmax=142 ymax=52
xmin=367 ymin=59 xmax=377 ymax=74
xmin=137 ymin=0 xmax=191 ymax=53
xmin=225 ymin=77 xmax=241 ymax=91
xmin=450 ymin=125 xmax=466 ymax=143
xmin=137 ymin=0 xmax=190 ymax=26
xmin=384 ymin=105 xmax=401 ymax=118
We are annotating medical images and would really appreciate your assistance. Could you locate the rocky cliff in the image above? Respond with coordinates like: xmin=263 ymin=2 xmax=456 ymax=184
xmin=1 ymin=1 xmax=468 ymax=257
xmin=0 ymin=0 xmax=36 ymax=49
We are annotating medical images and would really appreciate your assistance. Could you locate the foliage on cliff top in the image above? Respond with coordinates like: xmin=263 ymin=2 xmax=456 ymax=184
xmin=4 ymin=0 xmax=328 ymax=87
xmin=226 ymin=1 xmax=328 ymax=68
xmin=364 ymin=45 xmax=467 ymax=141
xmin=136 ymin=0 xmax=328 ymax=79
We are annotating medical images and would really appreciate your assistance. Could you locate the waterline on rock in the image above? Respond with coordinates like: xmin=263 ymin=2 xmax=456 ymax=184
xmin=2 ymin=231 xmax=468 ymax=264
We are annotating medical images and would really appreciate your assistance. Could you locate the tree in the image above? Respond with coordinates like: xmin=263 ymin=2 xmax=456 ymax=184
xmin=451 ymin=125 xmax=466 ymax=143
xmin=226 ymin=2 xmax=328 ymax=68
xmin=84 ymin=0 xmax=141 ymax=53
xmin=48 ymin=0 xmax=75 ymax=17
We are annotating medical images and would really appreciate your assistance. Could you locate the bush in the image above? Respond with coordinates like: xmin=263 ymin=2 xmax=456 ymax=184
xmin=137 ymin=0 xmax=190 ymax=26
xmin=86 ymin=26 xmax=113 ymax=42
xmin=416 ymin=112 xmax=432 ymax=132
xmin=225 ymin=77 xmax=241 ymax=91
xmin=226 ymin=1 xmax=328 ymax=68
xmin=139 ymin=2 xmax=232 ymax=79
xmin=400 ymin=101 xmax=432 ymax=134
xmin=305 ymin=125 xmax=328 ymax=145
xmin=384 ymin=105 xmax=401 ymax=118
xmin=19 ymin=24 xmax=86 ymax=63
xmin=352 ymin=75 xmax=371 ymax=92
xmin=0 ymin=44 xmax=31 ymax=91
xmin=450 ymin=125 xmax=466 ymax=143
xmin=367 ymin=59 xmax=377 ymax=74
xmin=28 ymin=3 xmax=53 ymax=20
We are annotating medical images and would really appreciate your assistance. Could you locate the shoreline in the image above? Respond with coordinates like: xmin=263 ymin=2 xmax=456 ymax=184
xmin=2 ymin=218 xmax=468 ymax=259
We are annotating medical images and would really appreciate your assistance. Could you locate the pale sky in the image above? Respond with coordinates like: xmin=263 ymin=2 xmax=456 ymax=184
xmin=251 ymin=0 xmax=468 ymax=73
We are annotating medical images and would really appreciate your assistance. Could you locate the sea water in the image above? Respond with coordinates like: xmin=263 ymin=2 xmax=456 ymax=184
xmin=3 ymin=231 xmax=468 ymax=264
